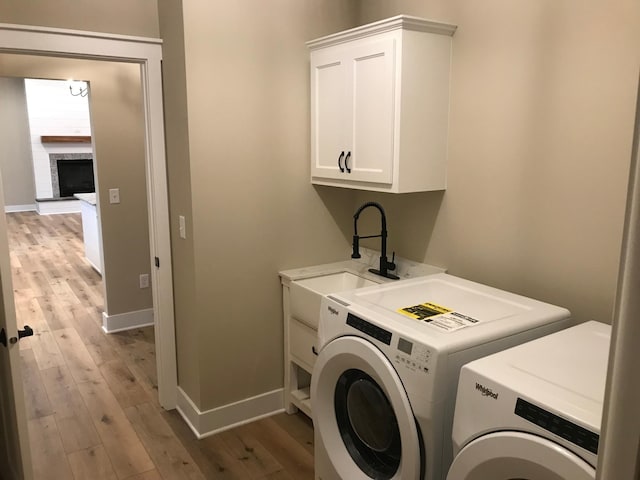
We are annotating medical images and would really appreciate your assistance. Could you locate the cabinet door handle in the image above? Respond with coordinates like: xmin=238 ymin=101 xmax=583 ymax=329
xmin=345 ymin=151 xmax=352 ymax=173
xmin=312 ymin=346 xmax=318 ymax=356
xmin=337 ymin=151 xmax=345 ymax=172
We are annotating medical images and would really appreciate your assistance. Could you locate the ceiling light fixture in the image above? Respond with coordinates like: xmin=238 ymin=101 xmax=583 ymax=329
xmin=68 ymin=80 xmax=88 ymax=97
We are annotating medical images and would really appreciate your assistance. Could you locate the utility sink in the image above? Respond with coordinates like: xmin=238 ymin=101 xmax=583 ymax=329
xmin=289 ymin=271 xmax=381 ymax=329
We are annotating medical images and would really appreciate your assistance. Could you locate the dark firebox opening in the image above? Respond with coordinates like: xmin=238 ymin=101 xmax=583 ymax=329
xmin=57 ymin=159 xmax=95 ymax=198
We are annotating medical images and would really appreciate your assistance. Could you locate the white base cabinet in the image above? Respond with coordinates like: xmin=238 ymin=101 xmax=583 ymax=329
xmin=308 ymin=15 xmax=456 ymax=193
xmin=281 ymin=283 xmax=317 ymax=418
xmin=76 ymin=193 xmax=102 ymax=274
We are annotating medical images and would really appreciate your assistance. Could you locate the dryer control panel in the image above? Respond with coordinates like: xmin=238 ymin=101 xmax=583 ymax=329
xmin=515 ymin=398 xmax=599 ymax=455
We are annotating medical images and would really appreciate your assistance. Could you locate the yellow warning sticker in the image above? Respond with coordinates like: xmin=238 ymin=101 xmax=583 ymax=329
xmin=398 ymin=302 xmax=453 ymax=320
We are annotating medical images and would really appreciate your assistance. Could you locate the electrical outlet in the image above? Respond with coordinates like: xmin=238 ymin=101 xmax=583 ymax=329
xmin=139 ymin=273 xmax=149 ymax=289
xmin=179 ymin=215 xmax=186 ymax=239
xmin=109 ymin=188 xmax=120 ymax=204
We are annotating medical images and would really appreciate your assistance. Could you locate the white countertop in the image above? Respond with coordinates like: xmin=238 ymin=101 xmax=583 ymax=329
xmin=279 ymin=247 xmax=445 ymax=285
xmin=74 ymin=192 xmax=96 ymax=205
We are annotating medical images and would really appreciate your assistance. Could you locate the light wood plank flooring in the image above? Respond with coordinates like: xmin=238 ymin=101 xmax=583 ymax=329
xmin=8 ymin=211 xmax=314 ymax=480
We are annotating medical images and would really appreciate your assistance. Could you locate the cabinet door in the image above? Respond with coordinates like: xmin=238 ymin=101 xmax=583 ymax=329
xmin=348 ymin=38 xmax=396 ymax=184
xmin=310 ymin=49 xmax=348 ymax=180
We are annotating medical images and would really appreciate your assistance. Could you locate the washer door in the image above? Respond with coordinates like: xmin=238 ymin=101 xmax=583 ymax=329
xmin=311 ymin=336 xmax=421 ymax=480
xmin=446 ymin=431 xmax=596 ymax=480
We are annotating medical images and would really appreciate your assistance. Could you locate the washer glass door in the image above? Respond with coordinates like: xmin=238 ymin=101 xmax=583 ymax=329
xmin=335 ymin=368 xmax=402 ymax=477
xmin=311 ymin=335 xmax=421 ymax=480
xmin=447 ymin=431 xmax=596 ymax=480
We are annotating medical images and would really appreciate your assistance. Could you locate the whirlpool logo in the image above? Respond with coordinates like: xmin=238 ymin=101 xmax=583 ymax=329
xmin=327 ymin=306 xmax=339 ymax=316
xmin=475 ymin=382 xmax=499 ymax=399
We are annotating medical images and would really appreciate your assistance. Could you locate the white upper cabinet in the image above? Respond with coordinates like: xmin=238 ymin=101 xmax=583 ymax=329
xmin=308 ymin=15 xmax=456 ymax=193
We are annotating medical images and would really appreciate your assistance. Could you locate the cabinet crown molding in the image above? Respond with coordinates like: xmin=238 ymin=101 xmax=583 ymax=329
xmin=307 ymin=14 xmax=457 ymax=50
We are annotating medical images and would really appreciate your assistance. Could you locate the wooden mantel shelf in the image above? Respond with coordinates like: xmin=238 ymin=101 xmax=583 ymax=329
xmin=41 ymin=135 xmax=92 ymax=144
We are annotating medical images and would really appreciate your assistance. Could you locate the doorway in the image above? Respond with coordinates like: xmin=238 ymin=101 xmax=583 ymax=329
xmin=0 ymin=48 xmax=176 ymax=406
xmin=0 ymin=23 xmax=177 ymax=479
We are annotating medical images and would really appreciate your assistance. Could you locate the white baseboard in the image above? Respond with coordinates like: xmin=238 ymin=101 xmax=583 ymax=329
xmin=5 ymin=204 xmax=37 ymax=213
xmin=176 ymin=386 xmax=284 ymax=439
xmin=36 ymin=199 xmax=81 ymax=215
xmin=102 ymin=308 xmax=154 ymax=333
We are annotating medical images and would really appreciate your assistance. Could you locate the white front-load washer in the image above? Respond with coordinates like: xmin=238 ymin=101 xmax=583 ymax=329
xmin=310 ymin=273 xmax=572 ymax=480
xmin=447 ymin=320 xmax=611 ymax=480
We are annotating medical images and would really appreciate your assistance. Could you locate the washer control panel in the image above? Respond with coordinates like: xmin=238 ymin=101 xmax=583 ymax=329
xmin=346 ymin=313 xmax=392 ymax=344
xmin=394 ymin=336 xmax=432 ymax=375
xmin=344 ymin=312 xmax=432 ymax=375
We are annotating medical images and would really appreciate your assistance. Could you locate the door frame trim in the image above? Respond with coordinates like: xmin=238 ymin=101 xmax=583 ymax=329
xmin=0 ymin=23 xmax=178 ymax=409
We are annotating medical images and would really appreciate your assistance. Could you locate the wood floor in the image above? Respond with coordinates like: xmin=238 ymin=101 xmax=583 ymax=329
xmin=8 ymin=211 xmax=314 ymax=480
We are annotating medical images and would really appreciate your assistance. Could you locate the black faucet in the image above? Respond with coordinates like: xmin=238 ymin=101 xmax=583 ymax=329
xmin=351 ymin=202 xmax=399 ymax=280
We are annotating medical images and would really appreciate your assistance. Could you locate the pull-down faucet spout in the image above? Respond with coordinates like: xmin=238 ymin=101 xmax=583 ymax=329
xmin=351 ymin=202 xmax=399 ymax=280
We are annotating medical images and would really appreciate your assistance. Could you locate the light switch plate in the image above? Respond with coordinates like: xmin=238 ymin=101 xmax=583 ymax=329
xmin=179 ymin=215 xmax=186 ymax=239
xmin=109 ymin=188 xmax=120 ymax=204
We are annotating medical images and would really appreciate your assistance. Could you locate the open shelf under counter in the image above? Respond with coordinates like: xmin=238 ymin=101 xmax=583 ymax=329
xmin=290 ymin=387 xmax=312 ymax=418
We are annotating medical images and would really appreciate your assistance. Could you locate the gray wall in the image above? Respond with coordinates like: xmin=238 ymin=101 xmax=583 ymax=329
xmin=6 ymin=0 xmax=639 ymax=418
xmin=160 ymin=0 xmax=640 ymax=413
xmin=158 ymin=0 xmax=358 ymax=409
xmin=0 ymin=0 xmax=159 ymax=38
xmin=0 ymin=77 xmax=36 ymax=208
xmin=353 ymin=0 xmax=640 ymax=325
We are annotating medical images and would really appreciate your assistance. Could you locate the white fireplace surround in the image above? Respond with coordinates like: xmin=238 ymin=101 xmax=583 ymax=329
xmin=24 ymin=78 xmax=93 ymax=214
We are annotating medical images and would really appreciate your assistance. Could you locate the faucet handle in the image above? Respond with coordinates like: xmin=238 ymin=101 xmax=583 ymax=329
xmin=387 ymin=251 xmax=396 ymax=271
xmin=351 ymin=235 xmax=361 ymax=259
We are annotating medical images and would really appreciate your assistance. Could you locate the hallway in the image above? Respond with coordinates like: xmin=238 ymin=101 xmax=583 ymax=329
xmin=8 ymin=211 xmax=313 ymax=479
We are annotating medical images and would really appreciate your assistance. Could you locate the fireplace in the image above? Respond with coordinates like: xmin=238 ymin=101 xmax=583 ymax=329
xmin=57 ymin=159 xmax=94 ymax=197
xmin=49 ymin=153 xmax=95 ymax=198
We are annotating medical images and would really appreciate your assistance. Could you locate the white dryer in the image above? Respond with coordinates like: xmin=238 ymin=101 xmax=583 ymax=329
xmin=447 ymin=320 xmax=611 ymax=480
xmin=310 ymin=273 xmax=571 ymax=480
